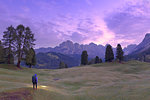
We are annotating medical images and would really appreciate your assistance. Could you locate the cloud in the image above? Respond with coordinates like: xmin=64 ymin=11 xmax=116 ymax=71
xmin=0 ymin=14 xmax=62 ymax=48
xmin=22 ymin=7 xmax=30 ymax=12
xmin=85 ymin=0 xmax=92 ymax=5
xmin=104 ymin=0 xmax=150 ymax=46
xmin=70 ymin=32 xmax=85 ymax=42
xmin=46 ymin=14 xmax=112 ymax=46
xmin=2 ymin=0 xmax=144 ymax=49
xmin=0 ymin=0 xmax=116 ymax=49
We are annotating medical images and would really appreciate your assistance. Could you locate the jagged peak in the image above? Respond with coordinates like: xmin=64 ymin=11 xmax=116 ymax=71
xmin=64 ymin=40 xmax=73 ymax=43
xmin=144 ymin=33 xmax=150 ymax=40
xmin=59 ymin=40 xmax=73 ymax=46
xmin=74 ymin=43 xmax=79 ymax=45
xmin=89 ymin=42 xmax=97 ymax=46
xmin=145 ymin=33 xmax=150 ymax=37
xmin=142 ymin=33 xmax=150 ymax=43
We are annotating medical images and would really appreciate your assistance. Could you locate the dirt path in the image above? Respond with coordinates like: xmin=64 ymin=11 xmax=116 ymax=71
xmin=0 ymin=88 xmax=33 ymax=100
xmin=0 ymin=84 xmax=68 ymax=100
xmin=26 ymin=84 xmax=68 ymax=95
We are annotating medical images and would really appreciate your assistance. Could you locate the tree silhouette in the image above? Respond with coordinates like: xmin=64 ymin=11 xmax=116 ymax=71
xmin=26 ymin=48 xmax=36 ymax=68
xmin=15 ymin=25 xmax=35 ymax=68
xmin=81 ymin=50 xmax=88 ymax=65
xmin=105 ymin=44 xmax=114 ymax=62
xmin=2 ymin=25 xmax=16 ymax=64
xmin=116 ymin=44 xmax=124 ymax=62
xmin=95 ymin=56 xmax=100 ymax=64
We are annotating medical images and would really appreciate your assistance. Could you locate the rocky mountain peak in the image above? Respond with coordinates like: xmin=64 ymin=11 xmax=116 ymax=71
xmin=130 ymin=33 xmax=150 ymax=54
xmin=89 ymin=42 xmax=97 ymax=47
xmin=138 ymin=33 xmax=150 ymax=46
xmin=143 ymin=33 xmax=150 ymax=42
xmin=36 ymin=40 xmax=137 ymax=58
xmin=59 ymin=40 xmax=73 ymax=47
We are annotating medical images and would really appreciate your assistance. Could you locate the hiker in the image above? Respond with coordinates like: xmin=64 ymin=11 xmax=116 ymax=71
xmin=32 ymin=74 xmax=38 ymax=89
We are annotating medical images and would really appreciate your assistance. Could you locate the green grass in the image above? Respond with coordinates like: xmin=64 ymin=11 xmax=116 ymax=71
xmin=1 ymin=61 xmax=150 ymax=100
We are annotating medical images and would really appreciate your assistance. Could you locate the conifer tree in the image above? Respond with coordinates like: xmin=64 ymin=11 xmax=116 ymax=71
xmin=95 ymin=56 xmax=100 ymax=64
xmin=3 ymin=48 xmax=14 ymax=64
xmin=59 ymin=61 xmax=66 ymax=69
xmin=0 ymin=41 xmax=5 ymax=63
xmin=81 ymin=50 xmax=88 ymax=65
xmin=65 ymin=64 xmax=68 ymax=68
xmin=15 ymin=25 xmax=35 ymax=68
xmin=2 ymin=25 xmax=16 ymax=64
xmin=105 ymin=44 xmax=114 ymax=62
xmin=99 ymin=58 xmax=102 ymax=63
xmin=25 ymin=48 xmax=36 ymax=68
xmin=116 ymin=44 xmax=124 ymax=62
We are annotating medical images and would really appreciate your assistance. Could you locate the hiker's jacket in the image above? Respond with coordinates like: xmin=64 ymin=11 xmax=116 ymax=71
xmin=32 ymin=74 xmax=38 ymax=83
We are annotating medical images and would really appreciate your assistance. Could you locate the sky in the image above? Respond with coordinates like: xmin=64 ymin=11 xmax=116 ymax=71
xmin=0 ymin=0 xmax=150 ymax=49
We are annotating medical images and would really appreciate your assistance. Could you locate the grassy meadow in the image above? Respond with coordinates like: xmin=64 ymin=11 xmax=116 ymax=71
xmin=1 ymin=61 xmax=150 ymax=100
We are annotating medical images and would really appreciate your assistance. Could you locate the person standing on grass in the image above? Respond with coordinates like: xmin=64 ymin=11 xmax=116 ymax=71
xmin=32 ymin=74 xmax=38 ymax=89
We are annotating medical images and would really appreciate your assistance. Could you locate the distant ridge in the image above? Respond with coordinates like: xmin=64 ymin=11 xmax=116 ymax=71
xmin=126 ymin=33 xmax=150 ymax=62
xmin=35 ymin=40 xmax=106 ymax=59
xmin=35 ymin=40 xmax=137 ymax=59
xmin=35 ymin=37 xmax=150 ymax=68
xmin=132 ymin=33 xmax=150 ymax=54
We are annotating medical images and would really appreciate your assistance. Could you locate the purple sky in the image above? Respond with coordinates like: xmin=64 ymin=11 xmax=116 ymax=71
xmin=0 ymin=0 xmax=150 ymax=48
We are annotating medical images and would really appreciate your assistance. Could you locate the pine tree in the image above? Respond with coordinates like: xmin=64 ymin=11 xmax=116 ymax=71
xmin=2 ymin=25 xmax=16 ymax=64
xmin=3 ymin=48 xmax=14 ymax=64
xmin=81 ymin=50 xmax=88 ymax=65
xmin=65 ymin=64 xmax=68 ymax=68
xmin=116 ymin=44 xmax=124 ymax=62
xmin=59 ymin=61 xmax=66 ymax=69
xmin=99 ymin=58 xmax=102 ymax=63
xmin=95 ymin=56 xmax=100 ymax=64
xmin=105 ymin=44 xmax=114 ymax=62
xmin=0 ymin=41 xmax=5 ymax=63
xmin=25 ymin=48 xmax=36 ymax=68
xmin=15 ymin=25 xmax=35 ymax=68
xmin=32 ymin=51 xmax=36 ymax=66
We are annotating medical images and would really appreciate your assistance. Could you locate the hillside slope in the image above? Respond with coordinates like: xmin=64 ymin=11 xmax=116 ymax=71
xmin=35 ymin=52 xmax=81 ymax=69
xmin=1 ymin=61 xmax=150 ymax=100
xmin=125 ymin=33 xmax=150 ymax=61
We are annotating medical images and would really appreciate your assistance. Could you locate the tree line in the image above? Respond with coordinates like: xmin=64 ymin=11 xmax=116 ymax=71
xmin=81 ymin=44 xmax=124 ymax=65
xmin=0 ymin=25 xmax=36 ymax=68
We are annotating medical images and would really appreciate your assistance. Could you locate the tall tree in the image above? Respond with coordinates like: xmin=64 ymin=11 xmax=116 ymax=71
xmin=65 ymin=64 xmax=68 ymax=68
xmin=0 ymin=41 xmax=5 ymax=63
xmin=81 ymin=50 xmax=88 ymax=65
xmin=99 ymin=58 xmax=102 ymax=63
xmin=116 ymin=44 xmax=124 ymax=62
xmin=95 ymin=56 xmax=102 ymax=64
xmin=95 ymin=56 xmax=100 ymax=64
xmin=2 ymin=25 xmax=16 ymax=64
xmin=25 ymin=48 xmax=36 ymax=68
xmin=59 ymin=61 xmax=67 ymax=69
xmin=105 ymin=44 xmax=114 ymax=62
xmin=3 ymin=48 xmax=14 ymax=64
xmin=15 ymin=25 xmax=35 ymax=68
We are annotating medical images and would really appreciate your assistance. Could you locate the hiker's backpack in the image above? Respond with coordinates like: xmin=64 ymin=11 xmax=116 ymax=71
xmin=32 ymin=75 xmax=36 ymax=83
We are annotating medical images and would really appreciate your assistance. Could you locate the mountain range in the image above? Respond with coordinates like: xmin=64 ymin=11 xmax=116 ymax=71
xmin=35 ymin=40 xmax=136 ymax=59
xmin=125 ymin=33 xmax=150 ymax=61
xmin=35 ymin=41 xmax=106 ymax=58
xmin=34 ymin=33 xmax=150 ymax=69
